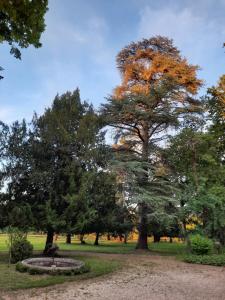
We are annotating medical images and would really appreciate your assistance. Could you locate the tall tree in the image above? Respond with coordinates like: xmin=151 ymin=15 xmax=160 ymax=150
xmin=102 ymin=36 xmax=202 ymax=249
xmin=2 ymin=89 xmax=107 ymax=252
xmin=32 ymin=90 xmax=106 ymax=252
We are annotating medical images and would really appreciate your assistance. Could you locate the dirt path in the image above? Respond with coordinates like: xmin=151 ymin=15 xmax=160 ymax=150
xmin=2 ymin=252 xmax=225 ymax=300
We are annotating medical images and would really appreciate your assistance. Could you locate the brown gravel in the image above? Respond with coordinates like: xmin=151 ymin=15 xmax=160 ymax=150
xmin=2 ymin=252 xmax=225 ymax=300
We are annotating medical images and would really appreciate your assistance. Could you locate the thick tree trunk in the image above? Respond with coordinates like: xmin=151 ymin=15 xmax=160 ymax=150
xmin=66 ymin=233 xmax=71 ymax=244
xmin=43 ymin=228 xmax=54 ymax=254
xmin=153 ymin=234 xmax=161 ymax=243
xmin=136 ymin=202 xmax=149 ymax=250
xmin=136 ymin=124 xmax=150 ymax=250
xmin=107 ymin=233 xmax=111 ymax=241
xmin=80 ymin=234 xmax=86 ymax=244
xmin=169 ymin=237 xmax=173 ymax=243
xmin=94 ymin=232 xmax=100 ymax=246
xmin=136 ymin=229 xmax=148 ymax=249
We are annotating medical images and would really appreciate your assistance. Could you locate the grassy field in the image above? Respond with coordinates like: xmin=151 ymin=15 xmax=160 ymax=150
xmin=0 ymin=234 xmax=186 ymax=255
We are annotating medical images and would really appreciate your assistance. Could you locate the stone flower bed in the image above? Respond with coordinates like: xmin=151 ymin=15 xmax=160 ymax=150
xmin=16 ymin=257 xmax=90 ymax=275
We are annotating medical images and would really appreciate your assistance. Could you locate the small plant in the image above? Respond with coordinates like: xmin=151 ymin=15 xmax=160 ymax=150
xmin=188 ymin=234 xmax=213 ymax=255
xmin=7 ymin=227 xmax=33 ymax=263
xmin=214 ymin=240 xmax=222 ymax=254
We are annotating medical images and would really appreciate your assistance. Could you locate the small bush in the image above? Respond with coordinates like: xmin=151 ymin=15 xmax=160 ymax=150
xmin=10 ymin=238 xmax=33 ymax=263
xmin=183 ymin=254 xmax=225 ymax=266
xmin=188 ymin=234 xmax=213 ymax=255
xmin=16 ymin=262 xmax=28 ymax=272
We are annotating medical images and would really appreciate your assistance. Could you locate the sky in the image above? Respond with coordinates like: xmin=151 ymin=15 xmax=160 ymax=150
xmin=0 ymin=0 xmax=225 ymax=124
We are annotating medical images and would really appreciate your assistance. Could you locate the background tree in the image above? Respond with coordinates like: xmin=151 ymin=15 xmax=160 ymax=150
xmin=0 ymin=119 xmax=35 ymax=232
xmin=167 ymin=126 xmax=225 ymax=245
xmin=77 ymin=171 xmax=118 ymax=246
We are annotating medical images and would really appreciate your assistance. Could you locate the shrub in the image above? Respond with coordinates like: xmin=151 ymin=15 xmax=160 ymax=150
xmin=183 ymin=254 xmax=225 ymax=266
xmin=188 ymin=234 xmax=213 ymax=255
xmin=7 ymin=228 xmax=33 ymax=263
xmin=16 ymin=262 xmax=28 ymax=272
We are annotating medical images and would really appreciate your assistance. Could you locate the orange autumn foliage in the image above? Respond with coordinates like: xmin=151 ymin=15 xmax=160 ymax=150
xmin=114 ymin=37 xmax=203 ymax=100
xmin=213 ymin=75 xmax=225 ymax=117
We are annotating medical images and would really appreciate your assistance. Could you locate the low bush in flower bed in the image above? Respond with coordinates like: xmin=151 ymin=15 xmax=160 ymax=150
xmin=183 ymin=254 xmax=225 ymax=266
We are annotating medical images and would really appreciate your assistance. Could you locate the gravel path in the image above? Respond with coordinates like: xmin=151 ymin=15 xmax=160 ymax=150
xmin=2 ymin=252 xmax=225 ymax=300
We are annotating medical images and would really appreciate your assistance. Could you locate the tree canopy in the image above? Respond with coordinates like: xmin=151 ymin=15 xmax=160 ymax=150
xmin=0 ymin=0 xmax=48 ymax=78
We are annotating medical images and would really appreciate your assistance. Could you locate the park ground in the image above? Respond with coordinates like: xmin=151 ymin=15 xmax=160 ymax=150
xmin=0 ymin=235 xmax=225 ymax=299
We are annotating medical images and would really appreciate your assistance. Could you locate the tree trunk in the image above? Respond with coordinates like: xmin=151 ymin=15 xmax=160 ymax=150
xmin=80 ymin=234 xmax=86 ymax=244
xmin=169 ymin=237 xmax=173 ymax=243
xmin=124 ymin=233 xmax=128 ymax=244
xmin=43 ymin=228 xmax=54 ymax=254
xmin=136 ymin=202 xmax=148 ymax=250
xmin=66 ymin=233 xmax=71 ymax=244
xmin=219 ymin=229 xmax=225 ymax=246
xmin=136 ymin=229 xmax=148 ymax=249
xmin=182 ymin=220 xmax=187 ymax=241
xmin=136 ymin=124 xmax=149 ymax=250
xmin=94 ymin=232 xmax=100 ymax=246
xmin=107 ymin=233 xmax=111 ymax=241
xmin=153 ymin=234 xmax=161 ymax=243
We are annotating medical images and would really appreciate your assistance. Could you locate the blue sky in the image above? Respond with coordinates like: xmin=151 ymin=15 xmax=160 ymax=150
xmin=0 ymin=0 xmax=225 ymax=123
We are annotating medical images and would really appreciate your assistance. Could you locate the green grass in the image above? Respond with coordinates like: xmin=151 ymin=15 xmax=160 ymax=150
xmin=0 ymin=252 xmax=120 ymax=291
xmin=0 ymin=234 xmax=135 ymax=253
xmin=149 ymin=241 xmax=186 ymax=255
xmin=0 ymin=234 xmax=186 ymax=255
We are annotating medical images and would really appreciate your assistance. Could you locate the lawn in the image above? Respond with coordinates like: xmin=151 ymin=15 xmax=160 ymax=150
xmin=0 ymin=234 xmax=186 ymax=255
xmin=0 ymin=251 xmax=120 ymax=291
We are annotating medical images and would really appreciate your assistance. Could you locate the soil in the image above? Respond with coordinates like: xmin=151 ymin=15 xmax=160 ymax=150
xmin=2 ymin=252 xmax=225 ymax=300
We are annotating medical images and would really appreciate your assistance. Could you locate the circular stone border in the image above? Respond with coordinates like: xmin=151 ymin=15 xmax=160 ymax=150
xmin=16 ymin=257 xmax=90 ymax=275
